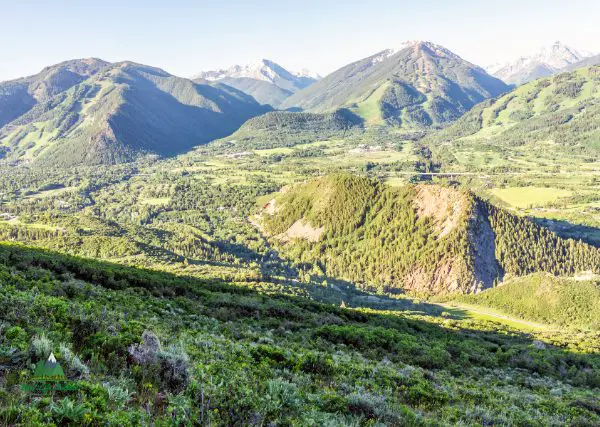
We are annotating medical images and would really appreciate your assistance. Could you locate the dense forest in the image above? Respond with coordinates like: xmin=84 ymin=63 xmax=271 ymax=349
xmin=219 ymin=109 xmax=364 ymax=150
xmin=261 ymin=175 xmax=600 ymax=295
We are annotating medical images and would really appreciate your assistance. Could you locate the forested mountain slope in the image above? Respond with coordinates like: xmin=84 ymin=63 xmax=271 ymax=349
xmin=430 ymin=66 xmax=600 ymax=162
xmin=0 ymin=58 xmax=108 ymax=128
xmin=221 ymin=109 xmax=364 ymax=149
xmin=258 ymin=175 xmax=600 ymax=295
xmin=281 ymin=41 xmax=509 ymax=128
xmin=0 ymin=243 xmax=599 ymax=425
xmin=0 ymin=62 xmax=270 ymax=166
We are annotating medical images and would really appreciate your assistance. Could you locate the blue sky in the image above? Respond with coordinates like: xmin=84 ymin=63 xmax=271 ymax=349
xmin=1 ymin=0 xmax=599 ymax=80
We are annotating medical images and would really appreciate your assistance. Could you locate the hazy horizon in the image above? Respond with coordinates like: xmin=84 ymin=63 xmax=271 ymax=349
xmin=1 ymin=0 xmax=599 ymax=81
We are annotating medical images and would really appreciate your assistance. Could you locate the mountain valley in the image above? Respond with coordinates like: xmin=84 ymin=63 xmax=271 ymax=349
xmin=0 ymin=34 xmax=599 ymax=426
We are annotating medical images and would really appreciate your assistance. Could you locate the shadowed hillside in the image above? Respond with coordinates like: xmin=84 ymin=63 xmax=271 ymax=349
xmin=0 ymin=62 xmax=270 ymax=166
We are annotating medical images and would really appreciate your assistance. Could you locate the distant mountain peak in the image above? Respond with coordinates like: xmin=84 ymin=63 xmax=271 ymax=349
xmin=372 ymin=40 xmax=465 ymax=64
xmin=37 ymin=57 xmax=110 ymax=75
xmin=281 ymin=41 xmax=508 ymax=127
xmin=487 ymin=41 xmax=596 ymax=85
xmin=370 ymin=41 xmax=434 ymax=64
xmin=294 ymin=68 xmax=322 ymax=80
xmin=194 ymin=60 xmax=320 ymax=85
xmin=533 ymin=41 xmax=592 ymax=69
xmin=397 ymin=40 xmax=444 ymax=51
xmin=193 ymin=59 xmax=320 ymax=107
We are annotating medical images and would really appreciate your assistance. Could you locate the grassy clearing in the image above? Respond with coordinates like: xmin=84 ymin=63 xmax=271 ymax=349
xmin=439 ymin=302 xmax=551 ymax=332
xmin=384 ymin=177 xmax=411 ymax=187
xmin=26 ymin=186 xmax=78 ymax=199
xmin=453 ymin=150 xmax=506 ymax=168
xmin=490 ymin=186 xmax=573 ymax=208
xmin=253 ymin=140 xmax=345 ymax=157
xmin=253 ymin=147 xmax=295 ymax=156
xmin=453 ymin=273 xmax=600 ymax=331
xmin=0 ymin=218 xmax=63 ymax=231
xmin=349 ymin=82 xmax=390 ymax=125
xmin=139 ymin=197 xmax=171 ymax=206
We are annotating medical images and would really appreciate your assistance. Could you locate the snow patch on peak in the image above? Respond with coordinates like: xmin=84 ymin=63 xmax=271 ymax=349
xmin=535 ymin=41 xmax=593 ymax=69
xmin=485 ymin=62 xmax=506 ymax=75
xmin=370 ymin=49 xmax=397 ymax=64
xmin=294 ymin=68 xmax=322 ymax=80
xmin=381 ymin=40 xmax=462 ymax=62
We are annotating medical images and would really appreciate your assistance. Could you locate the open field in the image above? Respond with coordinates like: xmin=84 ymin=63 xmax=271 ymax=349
xmin=489 ymin=186 xmax=574 ymax=208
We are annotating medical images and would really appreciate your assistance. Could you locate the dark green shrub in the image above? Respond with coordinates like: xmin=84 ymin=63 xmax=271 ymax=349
xmin=297 ymin=352 xmax=335 ymax=377
xmin=4 ymin=326 xmax=28 ymax=350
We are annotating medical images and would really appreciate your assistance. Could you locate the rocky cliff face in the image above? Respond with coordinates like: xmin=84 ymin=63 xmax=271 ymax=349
xmin=468 ymin=200 xmax=503 ymax=292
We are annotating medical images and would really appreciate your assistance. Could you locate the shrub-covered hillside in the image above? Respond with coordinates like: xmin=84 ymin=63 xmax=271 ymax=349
xmin=259 ymin=175 xmax=600 ymax=295
xmin=0 ymin=243 xmax=599 ymax=425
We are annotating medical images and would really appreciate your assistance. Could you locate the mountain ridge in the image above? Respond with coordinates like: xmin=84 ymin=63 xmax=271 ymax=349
xmin=0 ymin=60 xmax=270 ymax=166
xmin=280 ymin=41 xmax=509 ymax=128
xmin=565 ymin=53 xmax=600 ymax=72
xmin=0 ymin=58 xmax=109 ymax=128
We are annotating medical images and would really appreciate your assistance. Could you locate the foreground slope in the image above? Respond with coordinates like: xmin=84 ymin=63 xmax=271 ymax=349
xmin=0 ymin=62 xmax=269 ymax=166
xmin=281 ymin=41 xmax=509 ymax=128
xmin=0 ymin=243 xmax=599 ymax=425
xmin=258 ymin=175 xmax=600 ymax=294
